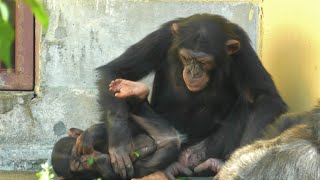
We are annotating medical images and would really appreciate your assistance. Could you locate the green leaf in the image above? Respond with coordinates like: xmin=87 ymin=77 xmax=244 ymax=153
xmin=23 ymin=0 xmax=48 ymax=30
xmin=87 ymin=157 xmax=95 ymax=166
xmin=132 ymin=151 xmax=140 ymax=158
xmin=0 ymin=1 xmax=9 ymax=22
xmin=36 ymin=171 xmax=42 ymax=177
xmin=176 ymin=177 xmax=188 ymax=180
xmin=0 ymin=18 xmax=14 ymax=68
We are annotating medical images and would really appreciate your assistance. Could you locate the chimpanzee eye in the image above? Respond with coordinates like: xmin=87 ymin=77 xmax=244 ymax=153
xmin=185 ymin=59 xmax=192 ymax=65
xmin=180 ymin=55 xmax=191 ymax=64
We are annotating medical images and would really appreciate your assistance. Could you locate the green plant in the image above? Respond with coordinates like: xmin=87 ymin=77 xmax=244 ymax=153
xmin=132 ymin=150 xmax=140 ymax=158
xmin=87 ymin=156 xmax=95 ymax=166
xmin=176 ymin=177 xmax=188 ymax=180
xmin=0 ymin=0 xmax=48 ymax=68
xmin=36 ymin=162 xmax=55 ymax=180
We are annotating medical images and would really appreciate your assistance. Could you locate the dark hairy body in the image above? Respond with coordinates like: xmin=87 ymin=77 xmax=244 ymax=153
xmin=214 ymin=106 xmax=320 ymax=180
xmin=140 ymin=106 xmax=320 ymax=180
xmin=51 ymin=104 xmax=182 ymax=179
xmin=76 ymin=14 xmax=287 ymax=179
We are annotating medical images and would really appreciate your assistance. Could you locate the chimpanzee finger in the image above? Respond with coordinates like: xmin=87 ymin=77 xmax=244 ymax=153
xmin=109 ymin=79 xmax=122 ymax=89
xmin=123 ymin=154 xmax=134 ymax=178
xmin=109 ymin=80 xmax=117 ymax=91
xmin=122 ymin=155 xmax=134 ymax=178
xmin=194 ymin=158 xmax=224 ymax=173
xmin=117 ymin=155 xmax=127 ymax=179
xmin=193 ymin=162 xmax=208 ymax=173
xmin=177 ymin=165 xmax=193 ymax=176
xmin=114 ymin=79 xmax=123 ymax=83
xmin=109 ymin=81 xmax=114 ymax=87
xmin=165 ymin=163 xmax=186 ymax=180
xmin=109 ymin=85 xmax=118 ymax=93
xmin=164 ymin=172 xmax=176 ymax=180
xmin=110 ymin=153 xmax=120 ymax=175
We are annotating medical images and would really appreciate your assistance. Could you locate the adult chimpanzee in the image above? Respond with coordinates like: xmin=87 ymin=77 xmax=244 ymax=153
xmin=189 ymin=105 xmax=320 ymax=180
xmin=76 ymin=14 xmax=287 ymax=179
xmin=216 ymin=107 xmax=320 ymax=180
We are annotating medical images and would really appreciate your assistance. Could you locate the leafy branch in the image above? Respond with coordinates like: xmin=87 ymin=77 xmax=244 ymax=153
xmin=0 ymin=0 xmax=48 ymax=68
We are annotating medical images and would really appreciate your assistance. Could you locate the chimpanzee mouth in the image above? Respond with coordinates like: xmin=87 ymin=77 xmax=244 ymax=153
xmin=185 ymin=77 xmax=209 ymax=92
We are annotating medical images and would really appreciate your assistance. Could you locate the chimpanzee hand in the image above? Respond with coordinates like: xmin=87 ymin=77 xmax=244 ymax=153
xmin=164 ymin=162 xmax=193 ymax=180
xmin=194 ymin=158 xmax=224 ymax=174
xmin=74 ymin=133 xmax=94 ymax=155
xmin=178 ymin=140 xmax=207 ymax=168
xmin=109 ymin=144 xmax=134 ymax=179
xmin=109 ymin=79 xmax=150 ymax=100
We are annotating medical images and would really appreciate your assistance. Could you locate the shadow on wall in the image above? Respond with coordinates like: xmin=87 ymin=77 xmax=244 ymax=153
xmin=263 ymin=25 xmax=320 ymax=112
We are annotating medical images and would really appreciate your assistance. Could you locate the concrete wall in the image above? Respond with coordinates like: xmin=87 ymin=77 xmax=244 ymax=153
xmin=0 ymin=0 xmax=259 ymax=171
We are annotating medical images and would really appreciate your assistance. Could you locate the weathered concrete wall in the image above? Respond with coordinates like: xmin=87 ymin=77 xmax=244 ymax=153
xmin=0 ymin=0 xmax=259 ymax=171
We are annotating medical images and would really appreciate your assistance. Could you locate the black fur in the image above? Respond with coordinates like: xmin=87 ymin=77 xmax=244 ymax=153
xmin=217 ymin=106 xmax=320 ymax=180
xmin=94 ymin=14 xmax=286 ymax=179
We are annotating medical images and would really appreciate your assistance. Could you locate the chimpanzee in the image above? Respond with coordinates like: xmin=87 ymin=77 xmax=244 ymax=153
xmin=51 ymin=107 xmax=183 ymax=179
xmin=76 ymin=14 xmax=287 ymax=179
xmin=136 ymin=105 xmax=320 ymax=180
xmin=189 ymin=105 xmax=320 ymax=180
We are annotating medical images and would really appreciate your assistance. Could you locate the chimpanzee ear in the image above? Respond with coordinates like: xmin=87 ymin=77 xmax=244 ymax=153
xmin=226 ymin=39 xmax=240 ymax=55
xmin=171 ymin=23 xmax=179 ymax=35
xmin=67 ymin=128 xmax=84 ymax=138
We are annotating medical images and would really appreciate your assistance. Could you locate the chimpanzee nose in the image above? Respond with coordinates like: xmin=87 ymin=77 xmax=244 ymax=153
xmin=192 ymin=71 xmax=202 ymax=78
xmin=190 ymin=64 xmax=203 ymax=78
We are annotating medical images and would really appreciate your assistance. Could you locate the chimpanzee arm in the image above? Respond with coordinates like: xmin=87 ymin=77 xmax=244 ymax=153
xmin=95 ymin=20 xmax=178 ymax=179
xmin=239 ymin=94 xmax=287 ymax=145
xmin=165 ymin=98 xmax=249 ymax=178
xmin=231 ymin=39 xmax=288 ymax=146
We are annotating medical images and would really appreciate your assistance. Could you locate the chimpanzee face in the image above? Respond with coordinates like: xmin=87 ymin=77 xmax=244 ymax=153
xmin=171 ymin=17 xmax=240 ymax=92
xmin=178 ymin=48 xmax=214 ymax=92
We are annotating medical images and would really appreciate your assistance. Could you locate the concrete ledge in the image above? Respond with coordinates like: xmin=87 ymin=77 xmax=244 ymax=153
xmin=0 ymin=171 xmax=37 ymax=180
xmin=0 ymin=145 xmax=52 ymax=171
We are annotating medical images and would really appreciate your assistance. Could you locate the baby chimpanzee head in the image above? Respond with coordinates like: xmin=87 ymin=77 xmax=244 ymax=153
xmin=51 ymin=137 xmax=101 ymax=180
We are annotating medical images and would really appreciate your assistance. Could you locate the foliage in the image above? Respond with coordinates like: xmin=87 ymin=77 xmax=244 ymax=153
xmin=176 ymin=177 xmax=188 ymax=180
xmin=132 ymin=151 xmax=140 ymax=158
xmin=23 ymin=0 xmax=48 ymax=29
xmin=87 ymin=156 xmax=95 ymax=166
xmin=36 ymin=162 xmax=55 ymax=180
xmin=0 ymin=0 xmax=48 ymax=68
